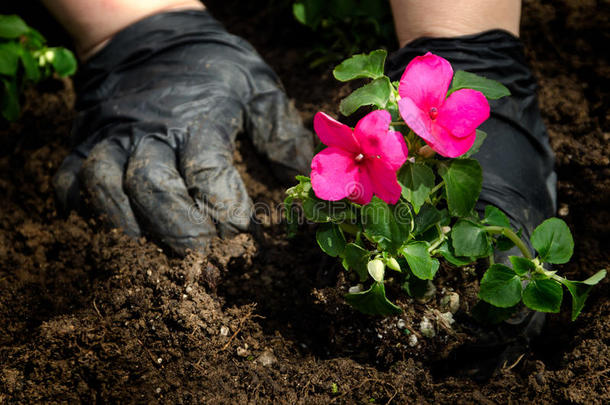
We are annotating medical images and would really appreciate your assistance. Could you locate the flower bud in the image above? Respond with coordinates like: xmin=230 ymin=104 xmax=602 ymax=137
xmin=367 ymin=259 xmax=385 ymax=282
xmin=348 ymin=284 xmax=363 ymax=294
xmin=386 ymin=257 xmax=401 ymax=272
xmin=441 ymin=226 xmax=451 ymax=234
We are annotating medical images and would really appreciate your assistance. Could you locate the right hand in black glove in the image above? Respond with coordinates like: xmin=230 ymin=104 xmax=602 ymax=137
xmin=53 ymin=10 xmax=313 ymax=255
xmin=386 ymin=30 xmax=557 ymax=380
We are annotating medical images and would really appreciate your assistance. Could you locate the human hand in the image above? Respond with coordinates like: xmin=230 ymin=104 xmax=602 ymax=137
xmin=53 ymin=10 xmax=313 ymax=255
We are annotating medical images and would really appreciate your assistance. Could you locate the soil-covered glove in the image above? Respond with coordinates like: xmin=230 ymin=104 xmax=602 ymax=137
xmin=53 ymin=10 xmax=313 ymax=255
xmin=386 ymin=30 xmax=557 ymax=379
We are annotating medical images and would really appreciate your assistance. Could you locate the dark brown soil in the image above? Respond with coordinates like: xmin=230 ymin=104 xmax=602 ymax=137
xmin=1 ymin=0 xmax=609 ymax=403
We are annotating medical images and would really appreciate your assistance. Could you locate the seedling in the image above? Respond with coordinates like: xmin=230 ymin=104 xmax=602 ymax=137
xmin=0 ymin=14 xmax=77 ymax=121
xmin=285 ymin=50 xmax=605 ymax=321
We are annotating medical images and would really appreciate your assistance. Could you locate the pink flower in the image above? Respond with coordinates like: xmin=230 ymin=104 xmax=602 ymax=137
xmin=398 ymin=52 xmax=490 ymax=158
xmin=310 ymin=110 xmax=408 ymax=205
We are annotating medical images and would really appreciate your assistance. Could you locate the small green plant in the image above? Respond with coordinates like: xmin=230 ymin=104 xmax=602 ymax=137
xmin=0 ymin=14 xmax=77 ymax=122
xmin=292 ymin=0 xmax=394 ymax=67
xmin=285 ymin=50 xmax=606 ymax=322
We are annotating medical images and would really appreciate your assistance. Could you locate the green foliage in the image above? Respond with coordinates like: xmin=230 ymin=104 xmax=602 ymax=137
xmin=283 ymin=51 xmax=605 ymax=321
xmin=461 ymin=129 xmax=487 ymax=158
xmin=292 ymin=0 xmax=395 ymax=67
xmin=344 ymin=282 xmax=402 ymax=316
xmin=451 ymin=220 xmax=491 ymax=258
xmin=479 ymin=264 xmax=523 ymax=307
xmin=398 ymin=163 xmax=435 ymax=214
xmin=560 ymin=269 xmax=606 ymax=320
xmin=333 ymin=49 xmax=386 ymax=81
xmin=531 ymin=218 xmax=574 ymax=264
xmin=0 ymin=14 xmax=77 ymax=121
xmin=448 ymin=70 xmax=511 ymax=100
xmin=509 ymin=256 xmax=536 ymax=276
xmin=341 ymin=243 xmax=370 ymax=281
xmin=522 ymin=279 xmax=563 ymax=313
xmin=316 ymin=223 xmax=346 ymax=257
xmin=399 ymin=242 xmax=439 ymax=280
xmin=440 ymin=159 xmax=483 ymax=217
xmin=339 ymin=76 xmax=392 ymax=116
xmin=362 ymin=197 xmax=412 ymax=255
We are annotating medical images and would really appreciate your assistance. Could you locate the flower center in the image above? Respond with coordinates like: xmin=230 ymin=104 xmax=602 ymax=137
xmin=428 ymin=107 xmax=438 ymax=120
xmin=354 ymin=153 xmax=365 ymax=163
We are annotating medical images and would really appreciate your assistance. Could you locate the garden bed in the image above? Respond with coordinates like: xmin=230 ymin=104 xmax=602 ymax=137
xmin=0 ymin=0 xmax=609 ymax=402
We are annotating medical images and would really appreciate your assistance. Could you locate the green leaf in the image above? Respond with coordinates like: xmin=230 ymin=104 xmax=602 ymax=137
xmin=414 ymin=204 xmax=442 ymax=235
xmin=531 ymin=218 xmax=574 ymax=264
xmin=292 ymin=2 xmax=307 ymax=25
xmin=1 ymin=77 xmax=20 ymax=121
xmin=449 ymin=70 xmax=511 ymax=100
xmin=440 ymin=159 xmax=482 ymax=217
xmin=339 ymin=76 xmax=391 ymax=116
xmin=522 ymin=279 xmax=563 ymax=313
xmin=48 ymin=47 xmax=77 ymax=77
xmin=316 ymin=223 xmax=346 ymax=257
xmin=362 ymin=197 xmax=411 ymax=254
xmin=438 ymin=240 xmax=475 ymax=266
xmin=479 ymin=264 xmax=523 ymax=308
xmin=561 ymin=270 xmax=606 ymax=320
xmin=483 ymin=205 xmax=511 ymax=228
xmin=399 ymin=242 xmax=439 ymax=280
xmin=509 ymin=256 xmax=536 ymax=276
xmin=397 ymin=163 xmax=435 ymax=213
xmin=461 ymin=129 xmax=487 ymax=158
xmin=333 ymin=49 xmax=387 ymax=81
xmin=341 ymin=243 xmax=371 ymax=282
xmin=292 ymin=0 xmax=323 ymax=28
xmin=583 ymin=269 xmax=607 ymax=285
xmin=0 ymin=15 xmax=29 ymax=39
xmin=0 ymin=42 xmax=20 ymax=76
xmin=19 ymin=48 xmax=40 ymax=82
xmin=451 ymin=219 xmax=492 ymax=258
xmin=24 ymin=27 xmax=45 ymax=49
xmin=302 ymin=189 xmax=355 ymax=223
xmin=345 ymin=281 xmax=402 ymax=316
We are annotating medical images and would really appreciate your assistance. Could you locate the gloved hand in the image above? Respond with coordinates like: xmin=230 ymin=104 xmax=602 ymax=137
xmin=386 ymin=30 xmax=557 ymax=379
xmin=53 ymin=10 xmax=313 ymax=255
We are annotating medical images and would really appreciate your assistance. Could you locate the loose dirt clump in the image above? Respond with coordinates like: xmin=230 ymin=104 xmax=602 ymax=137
xmin=1 ymin=0 xmax=609 ymax=403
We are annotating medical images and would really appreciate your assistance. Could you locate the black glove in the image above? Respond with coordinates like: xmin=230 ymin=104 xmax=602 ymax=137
xmin=53 ymin=10 xmax=313 ymax=255
xmin=386 ymin=30 xmax=557 ymax=379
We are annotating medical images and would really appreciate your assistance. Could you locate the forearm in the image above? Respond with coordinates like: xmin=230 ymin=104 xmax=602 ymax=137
xmin=389 ymin=0 xmax=521 ymax=46
xmin=41 ymin=0 xmax=205 ymax=60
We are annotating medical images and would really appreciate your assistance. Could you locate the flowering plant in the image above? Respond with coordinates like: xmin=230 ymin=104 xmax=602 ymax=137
xmin=285 ymin=50 xmax=605 ymax=321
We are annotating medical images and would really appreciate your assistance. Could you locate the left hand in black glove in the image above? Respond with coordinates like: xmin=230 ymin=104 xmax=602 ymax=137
xmin=53 ymin=10 xmax=313 ymax=255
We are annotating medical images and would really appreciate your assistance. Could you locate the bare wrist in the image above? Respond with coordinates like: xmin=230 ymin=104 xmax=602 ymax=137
xmin=42 ymin=0 xmax=206 ymax=60
xmin=390 ymin=0 xmax=521 ymax=47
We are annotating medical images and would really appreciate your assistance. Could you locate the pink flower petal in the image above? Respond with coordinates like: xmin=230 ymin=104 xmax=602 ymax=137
xmin=398 ymin=97 xmax=433 ymax=143
xmin=398 ymin=53 xmax=453 ymax=111
xmin=366 ymin=158 xmax=403 ymax=204
xmin=437 ymin=89 xmax=490 ymax=138
xmin=348 ymin=168 xmax=374 ymax=205
xmin=313 ymin=112 xmax=360 ymax=153
xmin=354 ymin=110 xmax=408 ymax=170
xmin=311 ymin=147 xmax=360 ymax=201
xmin=428 ymin=124 xmax=477 ymax=158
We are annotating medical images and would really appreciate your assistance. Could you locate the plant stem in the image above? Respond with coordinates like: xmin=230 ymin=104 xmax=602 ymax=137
xmin=427 ymin=224 xmax=446 ymax=253
xmin=483 ymin=226 xmax=532 ymax=260
xmin=429 ymin=181 xmax=445 ymax=196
